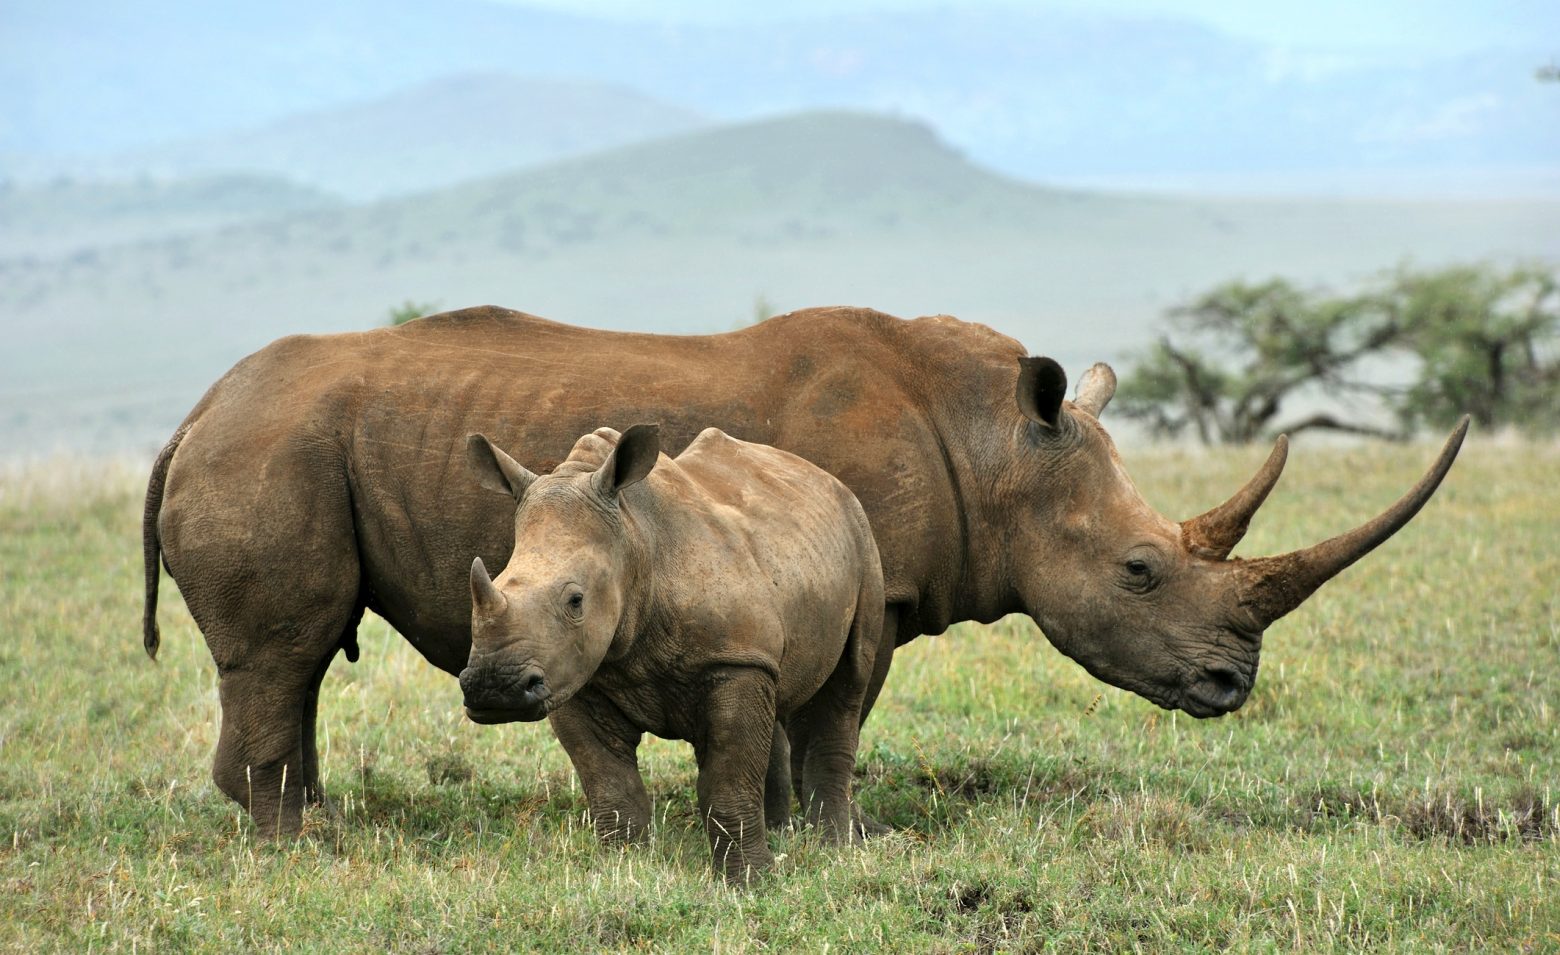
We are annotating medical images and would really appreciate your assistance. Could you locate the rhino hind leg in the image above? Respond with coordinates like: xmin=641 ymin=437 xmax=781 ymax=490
xmin=212 ymin=657 xmax=322 ymax=837
xmin=200 ymin=581 xmax=359 ymax=837
xmin=790 ymin=603 xmax=898 ymax=840
xmin=856 ymin=604 xmax=901 ymax=729
xmin=764 ymin=721 xmax=792 ymax=830
xmin=160 ymin=444 xmax=361 ymax=837
xmin=298 ymin=600 xmax=365 ymax=805
xmin=790 ymin=667 xmax=866 ymax=842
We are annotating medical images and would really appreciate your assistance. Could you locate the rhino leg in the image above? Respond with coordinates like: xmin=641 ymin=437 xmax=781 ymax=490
xmin=764 ymin=721 xmax=792 ymax=830
xmin=299 ymin=648 xmax=336 ymax=805
xmin=160 ymin=444 xmax=360 ymax=838
xmin=549 ymin=691 xmax=651 ymax=843
xmin=796 ymin=595 xmax=887 ymax=843
xmin=211 ymin=653 xmax=326 ymax=837
xmin=695 ymin=667 xmax=777 ymax=887
xmin=856 ymin=604 xmax=902 ymax=729
xmin=203 ymin=595 xmax=357 ymax=837
xmin=790 ymin=604 xmax=899 ymax=838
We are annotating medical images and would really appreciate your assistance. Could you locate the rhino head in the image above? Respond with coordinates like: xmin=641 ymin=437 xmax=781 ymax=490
xmin=457 ymin=424 xmax=661 ymax=724
xmin=1000 ymin=357 xmax=1467 ymax=718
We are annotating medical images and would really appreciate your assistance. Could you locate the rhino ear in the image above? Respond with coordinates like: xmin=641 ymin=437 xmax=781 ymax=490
xmin=467 ymin=434 xmax=538 ymax=500
xmin=1016 ymin=357 xmax=1068 ymax=429
xmin=594 ymin=423 xmax=660 ymax=498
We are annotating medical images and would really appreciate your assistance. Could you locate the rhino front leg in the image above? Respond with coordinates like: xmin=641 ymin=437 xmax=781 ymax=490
xmin=549 ymin=691 xmax=652 ymax=843
xmin=695 ymin=667 xmax=777 ymax=886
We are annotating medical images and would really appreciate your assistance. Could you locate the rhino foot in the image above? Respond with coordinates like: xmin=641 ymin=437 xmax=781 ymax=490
xmin=853 ymin=807 xmax=893 ymax=839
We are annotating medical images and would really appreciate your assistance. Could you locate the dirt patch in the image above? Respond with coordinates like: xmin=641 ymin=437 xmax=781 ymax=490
xmin=1295 ymin=784 xmax=1556 ymax=844
xmin=424 ymin=752 xmax=475 ymax=786
xmin=921 ymin=881 xmax=1042 ymax=954
xmin=933 ymin=762 xmax=1003 ymax=800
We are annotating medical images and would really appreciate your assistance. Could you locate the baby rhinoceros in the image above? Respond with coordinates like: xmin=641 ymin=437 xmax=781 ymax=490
xmin=460 ymin=424 xmax=885 ymax=885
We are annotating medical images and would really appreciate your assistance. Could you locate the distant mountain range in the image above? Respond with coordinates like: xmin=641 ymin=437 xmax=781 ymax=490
xmin=6 ymin=110 xmax=1558 ymax=456
xmin=4 ymin=1 xmax=1555 ymax=197
xmin=108 ymin=74 xmax=707 ymax=200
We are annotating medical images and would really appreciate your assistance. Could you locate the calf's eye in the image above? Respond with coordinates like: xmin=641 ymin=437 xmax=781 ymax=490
xmin=568 ymin=592 xmax=584 ymax=612
xmin=1125 ymin=559 xmax=1151 ymax=577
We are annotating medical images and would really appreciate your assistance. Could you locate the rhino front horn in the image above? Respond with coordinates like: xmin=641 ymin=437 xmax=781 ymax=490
xmin=470 ymin=557 xmax=506 ymax=615
xmin=1237 ymin=416 xmax=1469 ymax=626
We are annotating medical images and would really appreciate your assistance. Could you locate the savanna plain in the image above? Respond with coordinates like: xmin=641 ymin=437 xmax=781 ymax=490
xmin=1 ymin=438 xmax=1555 ymax=952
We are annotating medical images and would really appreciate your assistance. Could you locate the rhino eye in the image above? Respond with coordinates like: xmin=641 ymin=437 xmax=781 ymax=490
xmin=1121 ymin=557 xmax=1160 ymax=593
xmin=562 ymin=587 xmax=585 ymax=619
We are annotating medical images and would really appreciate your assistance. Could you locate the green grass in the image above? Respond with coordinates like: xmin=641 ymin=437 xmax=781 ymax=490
xmin=2 ymin=441 xmax=1556 ymax=951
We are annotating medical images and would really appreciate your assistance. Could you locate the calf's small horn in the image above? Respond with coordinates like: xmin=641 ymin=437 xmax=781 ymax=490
xmin=1181 ymin=436 xmax=1289 ymax=559
xmin=470 ymin=557 xmax=506 ymax=615
xmin=1236 ymin=416 xmax=1469 ymax=626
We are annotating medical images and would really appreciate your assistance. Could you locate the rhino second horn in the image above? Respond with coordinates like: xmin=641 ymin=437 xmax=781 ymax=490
xmin=1073 ymin=363 xmax=1117 ymax=418
xmin=1181 ymin=436 xmax=1289 ymax=559
xmin=470 ymin=557 xmax=507 ymax=615
xmin=1236 ymin=416 xmax=1469 ymax=626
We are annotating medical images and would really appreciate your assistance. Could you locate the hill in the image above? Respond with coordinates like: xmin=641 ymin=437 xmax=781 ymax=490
xmin=4 ymin=111 xmax=1558 ymax=456
xmin=4 ymin=1 xmax=1554 ymax=196
xmin=115 ymin=74 xmax=708 ymax=200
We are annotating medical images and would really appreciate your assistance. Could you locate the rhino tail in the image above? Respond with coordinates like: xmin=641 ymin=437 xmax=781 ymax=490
xmin=142 ymin=423 xmax=190 ymax=661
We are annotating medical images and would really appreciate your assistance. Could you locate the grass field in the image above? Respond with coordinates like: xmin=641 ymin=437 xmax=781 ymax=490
xmin=2 ymin=439 xmax=1556 ymax=951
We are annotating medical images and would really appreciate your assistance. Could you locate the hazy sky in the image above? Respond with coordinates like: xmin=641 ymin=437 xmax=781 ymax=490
xmin=501 ymin=0 xmax=1560 ymax=54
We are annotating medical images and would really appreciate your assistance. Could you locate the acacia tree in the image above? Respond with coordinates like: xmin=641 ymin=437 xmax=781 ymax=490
xmin=1385 ymin=265 xmax=1559 ymax=432
xmin=1120 ymin=264 xmax=1560 ymax=444
xmin=1117 ymin=278 xmax=1401 ymax=444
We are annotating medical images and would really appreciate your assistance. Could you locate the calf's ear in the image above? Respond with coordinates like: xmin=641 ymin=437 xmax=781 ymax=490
xmin=467 ymin=434 xmax=538 ymax=500
xmin=594 ymin=423 xmax=660 ymax=498
xmin=1016 ymin=356 xmax=1068 ymax=429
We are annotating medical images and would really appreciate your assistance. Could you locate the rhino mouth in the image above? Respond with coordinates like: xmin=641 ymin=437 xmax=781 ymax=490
xmin=465 ymin=705 xmax=548 ymax=724
xmin=459 ymin=664 xmax=553 ymax=723
xmin=1182 ymin=666 xmax=1252 ymax=718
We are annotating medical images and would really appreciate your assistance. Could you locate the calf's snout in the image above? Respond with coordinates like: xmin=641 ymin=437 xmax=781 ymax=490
xmin=460 ymin=663 xmax=551 ymax=723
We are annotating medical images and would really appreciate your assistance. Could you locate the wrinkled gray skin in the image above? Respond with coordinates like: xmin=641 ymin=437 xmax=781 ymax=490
xmin=142 ymin=307 xmax=1468 ymax=837
xmin=461 ymin=424 xmax=885 ymax=884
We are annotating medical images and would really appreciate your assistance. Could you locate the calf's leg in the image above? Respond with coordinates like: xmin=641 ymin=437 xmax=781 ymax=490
xmin=695 ymin=667 xmax=777 ymax=886
xmin=549 ymin=690 xmax=652 ymax=842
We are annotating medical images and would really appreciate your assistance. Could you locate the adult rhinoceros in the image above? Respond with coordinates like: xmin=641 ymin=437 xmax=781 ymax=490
xmin=142 ymin=306 xmax=1466 ymax=836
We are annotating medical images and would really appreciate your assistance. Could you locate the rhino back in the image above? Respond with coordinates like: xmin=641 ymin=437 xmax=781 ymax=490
xmin=162 ymin=304 xmax=1004 ymax=668
xmin=627 ymin=428 xmax=881 ymax=715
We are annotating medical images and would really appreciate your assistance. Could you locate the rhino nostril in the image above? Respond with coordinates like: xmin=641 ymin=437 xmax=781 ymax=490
xmin=521 ymin=671 xmax=545 ymax=696
xmin=1207 ymin=667 xmax=1243 ymax=693
xmin=1190 ymin=666 xmax=1249 ymax=715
